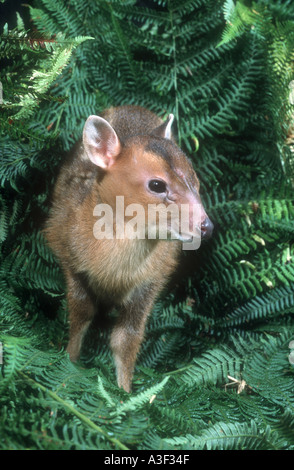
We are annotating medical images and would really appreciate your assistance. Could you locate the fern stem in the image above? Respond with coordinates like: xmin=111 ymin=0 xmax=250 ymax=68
xmin=164 ymin=364 xmax=194 ymax=376
xmin=107 ymin=4 xmax=137 ymax=85
xmin=18 ymin=371 xmax=129 ymax=450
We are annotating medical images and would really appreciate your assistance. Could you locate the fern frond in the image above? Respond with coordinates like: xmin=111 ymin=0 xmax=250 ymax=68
xmin=243 ymin=330 xmax=294 ymax=407
xmin=112 ymin=376 xmax=169 ymax=416
xmin=216 ymin=284 xmax=294 ymax=328
xmin=174 ymin=347 xmax=242 ymax=388
xmin=163 ymin=420 xmax=283 ymax=450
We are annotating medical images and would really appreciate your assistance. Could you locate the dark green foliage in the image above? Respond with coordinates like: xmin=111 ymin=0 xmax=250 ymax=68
xmin=1 ymin=0 xmax=294 ymax=450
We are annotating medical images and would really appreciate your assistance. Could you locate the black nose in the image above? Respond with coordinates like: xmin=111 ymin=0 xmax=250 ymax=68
xmin=201 ymin=217 xmax=214 ymax=239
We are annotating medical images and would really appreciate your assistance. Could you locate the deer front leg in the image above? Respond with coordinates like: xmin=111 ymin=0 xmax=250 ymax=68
xmin=110 ymin=285 xmax=158 ymax=393
xmin=65 ymin=271 xmax=96 ymax=362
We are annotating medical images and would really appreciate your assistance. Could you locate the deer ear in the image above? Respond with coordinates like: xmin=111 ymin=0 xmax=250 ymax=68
xmin=83 ymin=115 xmax=121 ymax=169
xmin=151 ymin=113 xmax=174 ymax=140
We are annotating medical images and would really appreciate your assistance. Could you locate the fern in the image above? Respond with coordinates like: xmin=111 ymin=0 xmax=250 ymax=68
xmin=1 ymin=0 xmax=294 ymax=451
xmin=216 ymin=284 xmax=294 ymax=328
xmin=163 ymin=420 xmax=284 ymax=450
xmin=173 ymin=347 xmax=241 ymax=387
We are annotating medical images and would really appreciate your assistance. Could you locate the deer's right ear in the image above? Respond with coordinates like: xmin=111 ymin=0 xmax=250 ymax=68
xmin=83 ymin=115 xmax=121 ymax=169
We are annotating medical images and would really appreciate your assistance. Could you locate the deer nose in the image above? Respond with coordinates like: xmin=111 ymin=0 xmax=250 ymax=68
xmin=201 ymin=217 xmax=214 ymax=239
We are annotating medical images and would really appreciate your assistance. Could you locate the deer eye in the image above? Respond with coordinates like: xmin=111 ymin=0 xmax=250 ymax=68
xmin=148 ymin=179 xmax=167 ymax=194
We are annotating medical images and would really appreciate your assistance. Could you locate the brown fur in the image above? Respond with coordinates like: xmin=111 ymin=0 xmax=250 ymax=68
xmin=45 ymin=105 xmax=213 ymax=392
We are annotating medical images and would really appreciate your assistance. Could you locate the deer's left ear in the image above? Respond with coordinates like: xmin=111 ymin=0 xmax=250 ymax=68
xmin=151 ymin=113 xmax=174 ymax=140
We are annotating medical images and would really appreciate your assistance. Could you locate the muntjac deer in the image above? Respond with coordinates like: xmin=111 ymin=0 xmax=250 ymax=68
xmin=45 ymin=105 xmax=213 ymax=392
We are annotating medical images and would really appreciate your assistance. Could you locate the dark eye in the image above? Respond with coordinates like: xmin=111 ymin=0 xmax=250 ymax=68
xmin=148 ymin=179 xmax=167 ymax=194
